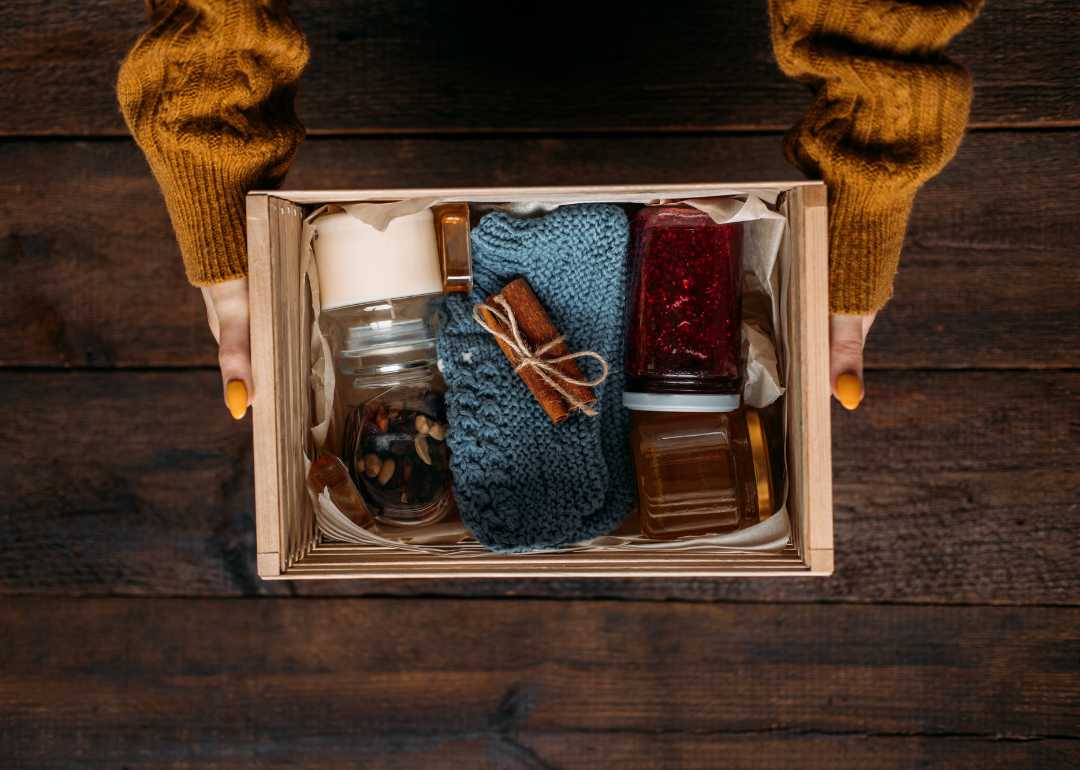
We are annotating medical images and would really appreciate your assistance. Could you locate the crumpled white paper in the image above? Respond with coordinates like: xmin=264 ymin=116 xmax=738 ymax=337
xmin=300 ymin=205 xmax=337 ymax=452
xmin=685 ymin=195 xmax=787 ymax=409
xmin=587 ymin=503 xmax=791 ymax=552
xmin=342 ymin=197 xmax=440 ymax=231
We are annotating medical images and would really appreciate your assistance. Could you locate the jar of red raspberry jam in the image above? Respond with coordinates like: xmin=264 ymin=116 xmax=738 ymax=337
xmin=625 ymin=204 xmax=742 ymax=393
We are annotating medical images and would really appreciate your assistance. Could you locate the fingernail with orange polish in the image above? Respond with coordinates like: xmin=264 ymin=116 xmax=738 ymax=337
xmin=226 ymin=380 xmax=248 ymax=420
xmin=836 ymin=372 xmax=862 ymax=410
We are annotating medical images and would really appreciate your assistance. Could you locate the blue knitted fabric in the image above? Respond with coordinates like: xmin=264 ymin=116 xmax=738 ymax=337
xmin=436 ymin=204 xmax=634 ymax=552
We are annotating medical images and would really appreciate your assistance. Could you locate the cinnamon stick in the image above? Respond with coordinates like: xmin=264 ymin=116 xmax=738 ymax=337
xmin=500 ymin=279 xmax=599 ymax=412
xmin=481 ymin=277 xmax=599 ymax=425
xmin=479 ymin=302 xmax=569 ymax=425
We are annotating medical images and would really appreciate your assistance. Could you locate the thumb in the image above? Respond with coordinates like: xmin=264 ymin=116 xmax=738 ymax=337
xmin=205 ymin=279 xmax=253 ymax=420
xmin=830 ymin=313 xmax=875 ymax=411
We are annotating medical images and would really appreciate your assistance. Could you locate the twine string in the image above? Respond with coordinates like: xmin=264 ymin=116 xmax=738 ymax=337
xmin=472 ymin=294 xmax=609 ymax=417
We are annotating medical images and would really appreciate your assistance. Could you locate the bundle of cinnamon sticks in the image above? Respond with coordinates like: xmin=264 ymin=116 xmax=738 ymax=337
xmin=477 ymin=278 xmax=600 ymax=424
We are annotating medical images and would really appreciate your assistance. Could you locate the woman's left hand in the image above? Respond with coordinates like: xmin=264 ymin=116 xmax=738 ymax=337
xmin=201 ymin=278 xmax=253 ymax=420
xmin=829 ymin=313 xmax=876 ymax=410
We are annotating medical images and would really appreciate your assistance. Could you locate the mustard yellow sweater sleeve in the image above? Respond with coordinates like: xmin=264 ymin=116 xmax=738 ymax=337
xmin=117 ymin=0 xmax=309 ymax=286
xmin=771 ymin=0 xmax=981 ymax=314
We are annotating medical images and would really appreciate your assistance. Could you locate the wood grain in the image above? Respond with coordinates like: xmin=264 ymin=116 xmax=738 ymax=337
xmin=524 ymin=734 xmax=1080 ymax=770
xmin=2 ymin=0 xmax=1077 ymax=135
xmin=1 ymin=598 xmax=1077 ymax=767
xmin=2 ymin=131 xmax=1077 ymax=370
xmin=0 ymin=370 xmax=289 ymax=597
xmin=1 ymin=369 xmax=1076 ymax=603
xmin=784 ymin=184 xmax=833 ymax=568
xmin=11 ymin=735 xmax=1063 ymax=770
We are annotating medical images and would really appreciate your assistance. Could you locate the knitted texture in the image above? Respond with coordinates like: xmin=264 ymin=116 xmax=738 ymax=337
xmin=437 ymin=205 xmax=635 ymax=552
xmin=117 ymin=0 xmax=309 ymax=286
xmin=771 ymin=0 xmax=981 ymax=314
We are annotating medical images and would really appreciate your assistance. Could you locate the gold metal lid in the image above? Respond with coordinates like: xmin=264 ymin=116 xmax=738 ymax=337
xmin=744 ymin=409 xmax=773 ymax=521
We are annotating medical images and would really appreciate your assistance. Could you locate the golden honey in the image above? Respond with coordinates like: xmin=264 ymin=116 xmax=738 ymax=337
xmin=628 ymin=408 xmax=773 ymax=540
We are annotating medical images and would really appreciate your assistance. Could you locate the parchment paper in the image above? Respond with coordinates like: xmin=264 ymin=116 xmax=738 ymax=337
xmin=684 ymin=195 xmax=787 ymax=409
xmin=342 ymin=197 xmax=439 ymax=231
xmin=300 ymin=205 xmax=337 ymax=451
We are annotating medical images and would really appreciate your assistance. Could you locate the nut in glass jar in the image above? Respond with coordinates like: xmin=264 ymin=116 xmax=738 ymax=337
xmin=341 ymin=383 xmax=452 ymax=527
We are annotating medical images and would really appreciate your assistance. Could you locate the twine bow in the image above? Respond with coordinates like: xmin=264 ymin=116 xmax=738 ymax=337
xmin=472 ymin=295 xmax=609 ymax=417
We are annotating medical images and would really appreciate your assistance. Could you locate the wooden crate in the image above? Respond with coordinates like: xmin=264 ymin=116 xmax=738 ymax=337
xmin=247 ymin=183 xmax=832 ymax=578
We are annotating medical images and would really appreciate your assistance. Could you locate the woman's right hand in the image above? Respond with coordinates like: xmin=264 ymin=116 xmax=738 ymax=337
xmin=201 ymin=278 xmax=253 ymax=420
xmin=829 ymin=313 xmax=876 ymax=410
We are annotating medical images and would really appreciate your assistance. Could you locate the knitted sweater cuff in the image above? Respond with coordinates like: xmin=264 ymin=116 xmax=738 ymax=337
xmin=827 ymin=184 xmax=916 ymax=315
xmin=147 ymin=150 xmax=255 ymax=287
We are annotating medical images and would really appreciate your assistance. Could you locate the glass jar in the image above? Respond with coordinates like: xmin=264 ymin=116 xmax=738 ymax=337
xmin=623 ymin=392 xmax=773 ymax=540
xmin=625 ymin=204 xmax=743 ymax=393
xmin=324 ymin=294 xmax=453 ymax=528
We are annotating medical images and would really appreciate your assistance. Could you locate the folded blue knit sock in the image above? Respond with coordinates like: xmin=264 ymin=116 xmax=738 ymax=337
xmin=436 ymin=203 xmax=634 ymax=552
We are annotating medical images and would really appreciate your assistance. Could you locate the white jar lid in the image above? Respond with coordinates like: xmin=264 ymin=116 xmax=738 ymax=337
xmin=314 ymin=208 xmax=442 ymax=311
xmin=622 ymin=391 xmax=741 ymax=412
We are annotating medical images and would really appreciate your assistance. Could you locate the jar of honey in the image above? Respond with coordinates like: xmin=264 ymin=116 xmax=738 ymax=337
xmin=625 ymin=204 xmax=743 ymax=393
xmin=623 ymin=393 xmax=773 ymax=540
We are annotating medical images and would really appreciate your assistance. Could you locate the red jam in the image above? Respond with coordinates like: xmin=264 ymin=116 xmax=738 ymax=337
xmin=625 ymin=204 xmax=743 ymax=393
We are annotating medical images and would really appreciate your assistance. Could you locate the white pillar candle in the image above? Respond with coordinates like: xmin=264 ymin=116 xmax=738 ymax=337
xmin=314 ymin=208 xmax=442 ymax=311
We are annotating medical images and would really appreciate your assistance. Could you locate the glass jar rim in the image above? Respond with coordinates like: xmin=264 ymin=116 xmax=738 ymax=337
xmin=621 ymin=392 xmax=741 ymax=412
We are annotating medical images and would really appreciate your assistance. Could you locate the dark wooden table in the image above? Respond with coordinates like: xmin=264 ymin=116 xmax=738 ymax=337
xmin=2 ymin=2 xmax=1078 ymax=767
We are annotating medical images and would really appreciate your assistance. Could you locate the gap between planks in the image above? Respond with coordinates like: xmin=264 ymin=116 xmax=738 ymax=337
xmin=2 ymin=122 xmax=1079 ymax=141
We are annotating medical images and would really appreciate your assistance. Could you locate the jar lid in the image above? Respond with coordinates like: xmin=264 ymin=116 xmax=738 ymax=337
xmin=621 ymin=392 xmax=741 ymax=412
xmin=744 ymin=409 xmax=773 ymax=521
xmin=314 ymin=209 xmax=442 ymax=311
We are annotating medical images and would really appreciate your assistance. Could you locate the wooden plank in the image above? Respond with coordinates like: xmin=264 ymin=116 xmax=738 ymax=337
xmin=0 ymin=598 xmax=1077 ymax=767
xmin=0 ymin=369 xmax=1076 ymax=602
xmin=783 ymin=184 xmax=832 ymax=564
xmin=247 ymin=194 xmax=281 ymax=573
xmin=874 ymin=128 xmax=1080 ymax=371
xmin=275 ymin=544 xmax=814 ymax=579
xmin=523 ymin=734 xmax=1080 ymax=770
xmin=0 ymin=370 xmax=290 ymax=597
xmin=0 ymin=139 xmax=213 ymax=368
xmin=2 ymin=734 xmax=1071 ymax=770
xmin=2 ymin=131 xmax=1077 ymax=369
xmin=1 ymin=0 xmax=1076 ymax=135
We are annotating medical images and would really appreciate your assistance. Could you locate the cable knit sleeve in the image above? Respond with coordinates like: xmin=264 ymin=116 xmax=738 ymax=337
xmin=118 ymin=0 xmax=309 ymax=286
xmin=770 ymin=0 xmax=981 ymax=314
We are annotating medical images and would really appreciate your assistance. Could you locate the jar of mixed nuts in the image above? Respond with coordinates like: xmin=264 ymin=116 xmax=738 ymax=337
xmin=327 ymin=294 xmax=453 ymax=528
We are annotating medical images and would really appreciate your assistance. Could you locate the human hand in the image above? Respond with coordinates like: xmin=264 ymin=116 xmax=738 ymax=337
xmin=201 ymin=278 xmax=252 ymax=420
xmin=829 ymin=313 xmax=876 ymax=410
